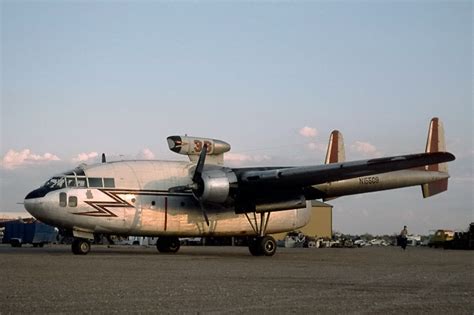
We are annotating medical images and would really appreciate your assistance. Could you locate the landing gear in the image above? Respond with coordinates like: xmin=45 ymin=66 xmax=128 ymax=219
xmin=248 ymin=236 xmax=277 ymax=256
xmin=156 ymin=237 xmax=180 ymax=253
xmin=245 ymin=211 xmax=277 ymax=256
xmin=72 ymin=238 xmax=91 ymax=255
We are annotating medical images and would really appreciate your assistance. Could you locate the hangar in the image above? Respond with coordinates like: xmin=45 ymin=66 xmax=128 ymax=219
xmin=273 ymin=201 xmax=333 ymax=240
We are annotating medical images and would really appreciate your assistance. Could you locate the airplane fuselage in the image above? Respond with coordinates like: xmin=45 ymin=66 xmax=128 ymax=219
xmin=24 ymin=160 xmax=312 ymax=237
xmin=25 ymin=160 xmax=448 ymax=239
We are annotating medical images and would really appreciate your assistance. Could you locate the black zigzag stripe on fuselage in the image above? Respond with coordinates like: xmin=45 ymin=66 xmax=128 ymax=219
xmin=73 ymin=188 xmax=193 ymax=218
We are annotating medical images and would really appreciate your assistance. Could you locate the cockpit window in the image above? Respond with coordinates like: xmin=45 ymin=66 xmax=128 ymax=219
xmin=74 ymin=169 xmax=86 ymax=176
xmin=44 ymin=177 xmax=66 ymax=189
xmin=88 ymin=177 xmax=103 ymax=188
xmin=77 ymin=177 xmax=87 ymax=187
xmin=66 ymin=177 xmax=77 ymax=187
xmin=104 ymin=178 xmax=115 ymax=188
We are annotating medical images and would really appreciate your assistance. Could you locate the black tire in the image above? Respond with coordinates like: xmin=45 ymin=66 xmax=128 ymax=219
xmin=156 ymin=237 xmax=180 ymax=253
xmin=248 ymin=237 xmax=263 ymax=256
xmin=248 ymin=236 xmax=277 ymax=256
xmin=167 ymin=237 xmax=180 ymax=253
xmin=72 ymin=239 xmax=91 ymax=255
xmin=260 ymin=236 xmax=277 ymax=256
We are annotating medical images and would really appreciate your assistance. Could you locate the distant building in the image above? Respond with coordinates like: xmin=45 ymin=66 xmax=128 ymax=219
xmin=273 ymin=201 xmax=333 ymax=240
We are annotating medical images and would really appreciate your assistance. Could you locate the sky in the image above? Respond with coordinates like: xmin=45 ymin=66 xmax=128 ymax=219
xmin=1 ymin=1 xmax=472 ymax=235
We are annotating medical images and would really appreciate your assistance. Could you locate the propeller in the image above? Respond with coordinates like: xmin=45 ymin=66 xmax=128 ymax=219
xmin=193 ymin=144 xmax=210 ymax=226
xmin=168 ymin=144 xmax=210 ymax=226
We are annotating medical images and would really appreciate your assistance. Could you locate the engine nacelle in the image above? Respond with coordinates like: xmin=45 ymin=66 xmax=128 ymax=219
xmin=194 ymin=169 xmax=237 ymax=204
xmin=167 ymin=136 xmax=231 ymax=156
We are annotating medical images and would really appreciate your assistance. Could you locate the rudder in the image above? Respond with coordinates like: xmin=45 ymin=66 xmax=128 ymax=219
xmin=325 ymin=130 xmax=345 ymax=164
xmin=422 ymin=117 xmax=449 ymax=198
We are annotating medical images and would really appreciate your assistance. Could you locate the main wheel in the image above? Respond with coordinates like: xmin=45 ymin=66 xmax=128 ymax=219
xmin=248 ymin=236 xmax=277 ymax=256
xmin=248 ymin=237 xmax=263 ymax=256
xmin=260 ymin=236 xmax=277 ymax=256
xmin=72 ymin=239 xmax=91 ymax=255
xmin=156 ymin=237 xmax=180 ymax=253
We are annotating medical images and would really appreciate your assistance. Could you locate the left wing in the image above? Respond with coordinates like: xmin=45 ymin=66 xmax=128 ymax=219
xmin=236 ymin=152 xmax=454 ymax=188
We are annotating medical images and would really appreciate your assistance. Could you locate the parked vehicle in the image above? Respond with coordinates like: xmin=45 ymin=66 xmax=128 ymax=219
xmin=428 ymin=229 xmax=454 ymax=248
xmin=2 ymin=220 xmax=57 ymax=247
xmin=443 ymin=223 xmax=474 ymax=250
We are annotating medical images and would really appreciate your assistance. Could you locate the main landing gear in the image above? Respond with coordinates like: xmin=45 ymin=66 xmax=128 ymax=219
xmin=245 ymin=212 xmax=277 ymax=256
xmin=248 ymin=235 xmax=277 ymax=256
xmin=156 ymin=236 xmax=180 ymax=253
xmin=71 ymin=238 xmax=91 ymax=255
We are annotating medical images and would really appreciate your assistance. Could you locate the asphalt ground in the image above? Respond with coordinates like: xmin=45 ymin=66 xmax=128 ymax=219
xmin=0 ymin=244 xmax=472 ymax=314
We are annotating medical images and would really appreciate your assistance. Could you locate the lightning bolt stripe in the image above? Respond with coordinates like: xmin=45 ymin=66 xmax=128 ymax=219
xmin=73 ymin=189 xmax=193 ymax=218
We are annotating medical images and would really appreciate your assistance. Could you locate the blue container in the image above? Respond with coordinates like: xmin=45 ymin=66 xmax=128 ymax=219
xmin=2 ymin=220 xmax=57 ymax=247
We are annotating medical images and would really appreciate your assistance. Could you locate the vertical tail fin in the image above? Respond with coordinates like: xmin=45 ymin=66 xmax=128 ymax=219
xmin=323 ymin=130 xmax=345 ymax=202
xmin=325 ymin=130 xmax=345 ymax=164
xmin=422 ymin=117 xmax=449 ymax=198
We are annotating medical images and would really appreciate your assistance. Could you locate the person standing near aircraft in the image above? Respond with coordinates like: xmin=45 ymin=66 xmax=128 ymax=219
xmin=400 ymin=226 xmax=408 ymax=250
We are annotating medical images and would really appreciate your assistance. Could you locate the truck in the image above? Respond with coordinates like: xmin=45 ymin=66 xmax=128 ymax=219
xmin=428 ymin=229 xmax=454 ymax=248
xmin=443 ymin=223 xmax=474 ymax=250
xmin=2 ymin=220 xmax=58 ymax=247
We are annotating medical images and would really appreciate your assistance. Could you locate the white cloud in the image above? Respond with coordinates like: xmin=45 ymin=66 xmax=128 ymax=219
xmin=72 ymin=152 xmax=98 ymax=163
xmin=350 ymin=141 xmax=381 ymax=157
xmin=225 ymin=153 xmax=271 ymax=165
xmin=138 ymin=148 xmax=155 ymax=160
xmin=299 ymin=126 xmax=318 ymax=138
xmin=1 ymin=149 xmax=60 ymax=170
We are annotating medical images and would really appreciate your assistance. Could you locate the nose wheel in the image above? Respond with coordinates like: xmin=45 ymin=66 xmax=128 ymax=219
xmin=248 ymin=236 xmax=277 ymax=256
xmin=72 ymin=238 xmax=91 ymax=255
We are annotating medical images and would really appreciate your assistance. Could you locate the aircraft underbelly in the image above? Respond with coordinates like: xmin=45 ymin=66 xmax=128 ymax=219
xmin=127 ymin=206 xmax=308 ymax=237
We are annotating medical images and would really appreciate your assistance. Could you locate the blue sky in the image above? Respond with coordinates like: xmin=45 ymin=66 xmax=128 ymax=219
xmin=1 ymin=1 xmax=472 ymax=235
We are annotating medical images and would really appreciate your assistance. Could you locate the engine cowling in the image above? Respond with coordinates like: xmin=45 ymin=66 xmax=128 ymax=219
xmin=193 ymin=169 xmax=237 ymax=204
xmin=167 ymin=136 xmax=231 ymax=156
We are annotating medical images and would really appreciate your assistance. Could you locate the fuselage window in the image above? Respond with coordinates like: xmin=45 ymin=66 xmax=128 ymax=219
xmin=88 ymin=177 xmax=103 ymax=188
xmin=67 ymin=177 xmax=77 ymax=187
xmin=68 ymin=196 xmax=78 ymax=207
xmin=59 ymin=192 xmax=67 ymax=207
xmin=77 ymin=177 xmax=87 ymax=188
xmin=104 ymin=178 xmax=115 ymax=188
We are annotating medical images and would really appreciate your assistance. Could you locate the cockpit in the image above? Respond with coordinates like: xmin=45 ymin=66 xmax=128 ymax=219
xmin=25 ymin=167 xmax=116 ymax=200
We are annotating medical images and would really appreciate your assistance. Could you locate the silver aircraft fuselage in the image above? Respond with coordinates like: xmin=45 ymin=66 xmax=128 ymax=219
xmin=24 ymin=160 xmax=448 ymax=238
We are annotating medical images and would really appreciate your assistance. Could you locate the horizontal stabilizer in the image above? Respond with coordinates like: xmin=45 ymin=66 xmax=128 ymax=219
xmin=422 ymin=179 xmax=448 ymax=198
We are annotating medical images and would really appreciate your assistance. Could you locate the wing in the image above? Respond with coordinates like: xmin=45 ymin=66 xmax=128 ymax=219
xmin=236 ymin=152 xmax=455 ymax=188
xmin=180 ymin=151 xmax=455 ymax=214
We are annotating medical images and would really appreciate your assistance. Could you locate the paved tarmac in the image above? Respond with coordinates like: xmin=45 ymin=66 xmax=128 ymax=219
xmin=0 ymin=244 xmax=472 ymax=314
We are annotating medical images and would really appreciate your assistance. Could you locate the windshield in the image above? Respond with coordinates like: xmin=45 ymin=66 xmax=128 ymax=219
xmin=43 ymin=177 xmax=66 ymax=189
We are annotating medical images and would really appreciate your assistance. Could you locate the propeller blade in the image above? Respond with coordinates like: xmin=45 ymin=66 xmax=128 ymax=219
xmin=192 ymin=144 xmax=208 ymax=183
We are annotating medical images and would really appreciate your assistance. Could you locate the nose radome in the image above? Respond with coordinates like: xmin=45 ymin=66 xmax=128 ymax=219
xmin=25 ymin=187 xmax=48 ymax=200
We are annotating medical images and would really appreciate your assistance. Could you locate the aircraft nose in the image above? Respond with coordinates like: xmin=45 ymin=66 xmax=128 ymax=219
xmin=24 ymin=192 xmax=44 ymax=218
xmin=25 ymin=187 xmax=48 ymax=200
